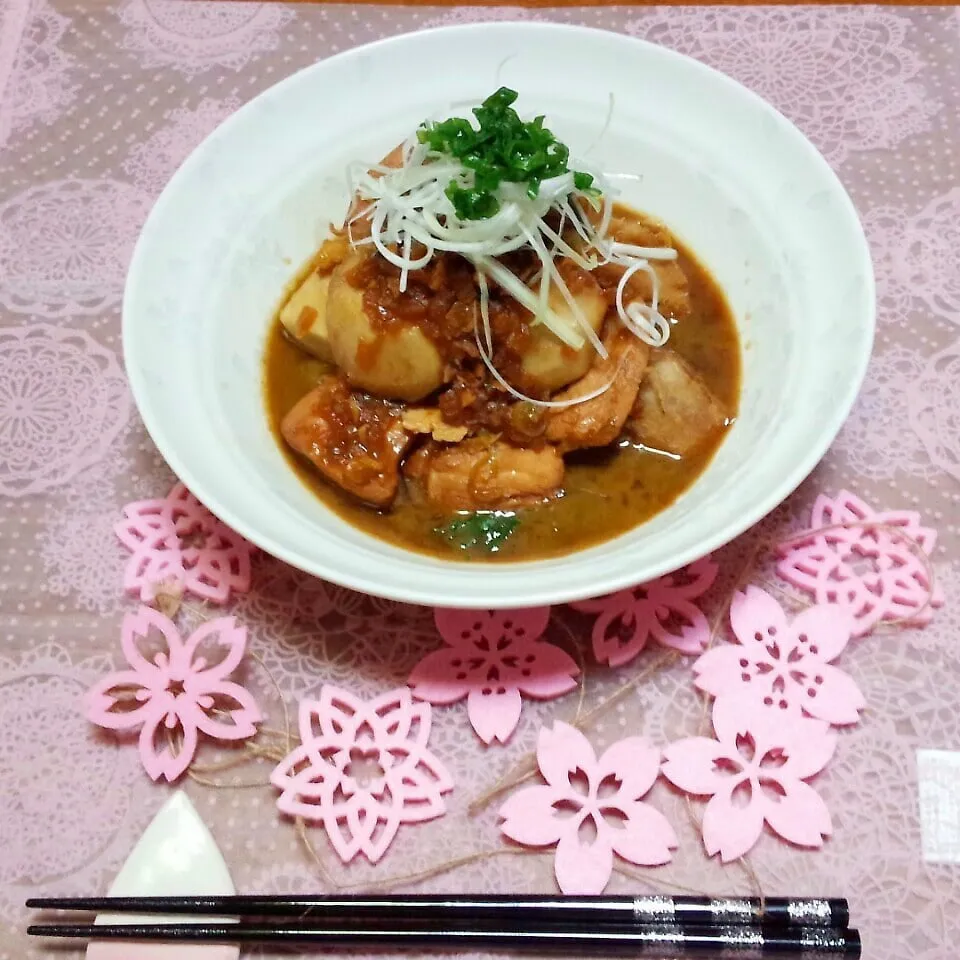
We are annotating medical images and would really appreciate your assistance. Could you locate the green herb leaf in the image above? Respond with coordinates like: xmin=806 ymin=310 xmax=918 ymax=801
xmin=435 ymin=511 xmax=521 ymax=552
xmin=418 ymin=87 xmax=597 ymax=221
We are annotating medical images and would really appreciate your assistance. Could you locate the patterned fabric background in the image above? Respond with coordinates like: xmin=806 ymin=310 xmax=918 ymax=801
xmin=0 ymin=3 xmax=958 ymax=958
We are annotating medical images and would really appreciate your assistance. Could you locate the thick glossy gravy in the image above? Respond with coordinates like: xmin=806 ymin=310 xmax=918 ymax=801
xmin=264 ymin=219 xmax=740 ymax=562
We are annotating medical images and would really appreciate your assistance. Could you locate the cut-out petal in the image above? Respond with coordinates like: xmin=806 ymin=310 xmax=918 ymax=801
xmin=537 ymin=722 xmax=597 ymax=790
xmin=555 ymin=828 xmax=614 ymax=895
xmin=499 ymin=785 xmax=567 ymax=847
xmin=777 ymin=491 xmax=941 ymax=636
xmin=408 ymin=648 xmax=473 ymax=704
xmin=801 ymin=663 xmax=865 ymax=726
xmin=88 ymin=607 xmax=261 ymax=782
xmin=692 ymin=645 xmax=754 ymax=700
xmin=591 ymin=601 xmax=650 ymax=668
xmin=702 ymin=783 xmax=765 ymax=862
xmin=661 ymin=737 xmax=733 ymax=796
xmin=467 ymin=687 xmax=523 ymax=745
xmin=648 ymin=598 xmax=712 ymax=655
xmin=192 ymin=683 xmax=262 ymax=740
xmin=181 ymin=616 xmax=248 ymax=681
xmin=138 ymin=709 xmax=198 ymax=782
xmin=695 ymin=590 xmax=862 ymax=725
xmin=762 ymin=780 xmax=832 ymax=848
xmin=575 ymin=558 xmax=717 ymax=666
xmin=595 ymin=737 xmax=661 ymax=799
xmin=608 ymin=802 xmax=678 ymax=866
xmin=120 ymin=606 xmax=182 ymax=677
xmin=86 ymin=671 xmax=157 ymax=730
xmin=790 ymin=603 xmax=854 ymax=662
xmin=730 ymin=586 xmax=790 ymax=652
xmin=499 ymin=722 xmax=674 ymax=893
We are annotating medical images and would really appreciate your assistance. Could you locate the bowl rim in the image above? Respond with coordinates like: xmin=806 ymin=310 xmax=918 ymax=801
xmin=123 ymin=21 xmax=876 ymax=609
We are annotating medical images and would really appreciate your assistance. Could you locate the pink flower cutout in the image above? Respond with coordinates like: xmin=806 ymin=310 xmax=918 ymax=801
xmin=86 ymin=606 xmax=261 ymax=782
xmin=571 ymin=557 xmax=718 ymax=665
xmin=116 ymin=482 xmax=254 ymax=604
xmin=693 ymin=587 xmax=865 ymax=726
xmin=270 ymin=687 xmax=453 ymax=864
xmin=662 ymin=697 xmax=836 ymax=862
xmin=408 ymin=608 xmax=579 ymax=745
xmin=776 ymin=490 xmax=942 ymax=637
xmin=499 ymin=722 xmax=677 ymax=893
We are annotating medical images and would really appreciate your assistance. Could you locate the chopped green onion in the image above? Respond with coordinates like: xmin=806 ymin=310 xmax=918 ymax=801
xmin=418 ymin=87 xmax=596 ymax=221
xmin=435 ymin=511 xmax=520 ymax=552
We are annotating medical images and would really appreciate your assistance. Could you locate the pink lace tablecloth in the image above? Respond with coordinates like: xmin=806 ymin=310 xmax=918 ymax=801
xmin=1 ymin=2 xmax=959 ymax=958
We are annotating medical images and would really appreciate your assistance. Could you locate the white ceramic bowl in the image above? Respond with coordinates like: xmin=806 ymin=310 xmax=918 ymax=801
xmin=123 ymin=23 xmax=874 ymax=609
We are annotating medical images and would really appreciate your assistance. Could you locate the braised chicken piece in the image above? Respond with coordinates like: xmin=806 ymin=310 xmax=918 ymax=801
xmin=546 ymin=328 xmax=651 ymax=451
xmin=405 ymin=437 xmax=564 ymax=512
xmin=593 ymin=215 xmax=691 ymax=321
xmin=628 ymin=348 xmax=729 ymax=456
xmin=281 ymin=376 xmax=413 ymax=508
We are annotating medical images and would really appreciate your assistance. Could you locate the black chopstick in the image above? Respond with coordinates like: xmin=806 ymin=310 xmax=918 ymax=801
xmin=27 ymin=921 xmax=861 ymax=957
xmin=25 ymin=893 xmax=849 ymax=928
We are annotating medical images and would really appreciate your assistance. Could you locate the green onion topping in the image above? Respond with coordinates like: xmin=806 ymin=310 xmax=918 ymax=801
xmin=435 ymin=511 xmax=521 ymax=552
xmin=417 ymin=87 xmax=595 ymax=221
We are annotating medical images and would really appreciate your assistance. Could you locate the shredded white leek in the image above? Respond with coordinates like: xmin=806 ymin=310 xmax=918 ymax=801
xmin=346 ymin=100 xmax=677 ymax=409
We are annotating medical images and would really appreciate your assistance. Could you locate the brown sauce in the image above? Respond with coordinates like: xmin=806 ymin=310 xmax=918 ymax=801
xmin=263 ymin=210 xmax=740 ymax=562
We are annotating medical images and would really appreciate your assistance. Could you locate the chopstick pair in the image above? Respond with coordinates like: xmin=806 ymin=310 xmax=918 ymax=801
xmin=27 ymin=893 xmax=861 ymax=957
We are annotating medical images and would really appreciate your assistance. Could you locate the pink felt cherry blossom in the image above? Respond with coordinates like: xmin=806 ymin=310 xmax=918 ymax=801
xmin=86 ymin=606 xmax=262 ymax=782
xmin=693 ymin=586 xmax=865 ymax=726
xmin=408 ymin=608 xmax=579 ymax=745
xmin=116 ymin=482 xmax=254 ymax=604
xmin=270 ymin=686 xmax=453 ymax=864
xmin=662 ymin=696 xmax=836 ymax=862
xmin=571 ymin=557 xmax=718 ymax=665
xmin=776 ymin=490 xmax=942 ymax=637
xmin=499 ymin=722 xmax=677 ymax=893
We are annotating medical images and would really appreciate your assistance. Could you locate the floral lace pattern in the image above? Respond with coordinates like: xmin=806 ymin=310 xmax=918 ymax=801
xmin=4 ymin=0 xmax=76 ymax=144
xmin=0 ymin=325 xmax=130 ymax=497
xmin=0 ymin=180 xmax=154 ymax=318
xmin=116 ymin=0 xmax=294 ymax=76
xmin=626 ymin=8 xmax=938 ymax=166
xmin=0 ymin=643 xmax=159 ymax=925
xmin=864 ymin=188 xmax=960 ymax=329
xmin=0 ymin=0 xmax=33 ymax=149
xmin=420 ymin=6 xmax=548 ymax=28
xmin=121 ymin=96 xmax=241 ymax=195
xmin=835 ymin=345 xmax=938 ymax=482
xmin=908 ymin=342 xmax=960 ymax=483
xmin=1 ymin=6 xmax=959 ymax=959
